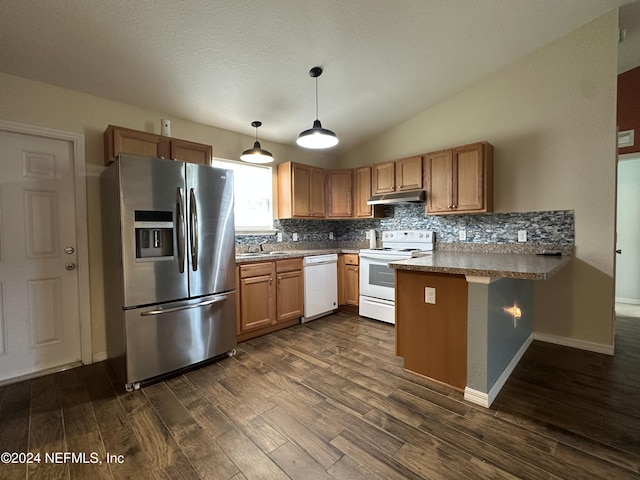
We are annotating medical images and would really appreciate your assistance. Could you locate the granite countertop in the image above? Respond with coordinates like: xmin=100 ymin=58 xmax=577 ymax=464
xmin=235 ymin=248 xmax=360 ymax=264
xmin=388 ymin=251 xmax=572 ymax=280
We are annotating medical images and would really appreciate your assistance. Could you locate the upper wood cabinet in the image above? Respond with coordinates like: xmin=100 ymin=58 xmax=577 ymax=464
xmin=277 ymin=162 xmax=326 ymax=219
xmin=424 ymin=141 xmax=493 ymax=215
xmin=104 ymin=125 xmax=212 ymax=165
xmin=372 ymin=162 xmax=396 ymax=194
xmin=396 ymin=156 xmax=423 ymax=191
xmin=170 ymin=138 xmax=213 ymax=165
xmin=354 ymin=166 xmax=384 ymax=219
xmin=372 ymin=156 xmax=423 ymax=194
xmin=326 ymin=169 xmax=353 ymax=218
xmin=354 ymin=166 xmax=373 ymax=218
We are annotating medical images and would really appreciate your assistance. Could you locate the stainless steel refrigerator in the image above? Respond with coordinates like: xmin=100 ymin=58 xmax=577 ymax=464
xmin=101 ymin=154 xmax=237 ymax=390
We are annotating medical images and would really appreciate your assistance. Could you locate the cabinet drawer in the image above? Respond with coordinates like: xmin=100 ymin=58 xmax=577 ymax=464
xmin=276 ymin=258 xmax=303 ymax=273
xmin=343 ymin=254 xmax=359 ymax=266
xmin=239 ymin=262 xmax=274 ymax=278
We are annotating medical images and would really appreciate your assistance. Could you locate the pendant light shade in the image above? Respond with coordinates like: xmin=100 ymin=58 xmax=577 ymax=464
xmin=297 ymin=67 xmax=339 ymax=149
xmin=240 ymin=121 xmax=274 ymax=164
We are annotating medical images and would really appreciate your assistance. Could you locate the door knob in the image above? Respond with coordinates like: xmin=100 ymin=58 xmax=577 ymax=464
xmin=65 ymin=262 xmax=76 ymax=270
xmin=64 ymin=246 xmax=75 ymax=254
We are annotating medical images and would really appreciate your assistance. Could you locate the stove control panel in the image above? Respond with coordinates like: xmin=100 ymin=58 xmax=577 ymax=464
xmin=379 ymin=230 xmax=434 ymax=252
xmin=382 ymin=230 xmax=434 ymax=243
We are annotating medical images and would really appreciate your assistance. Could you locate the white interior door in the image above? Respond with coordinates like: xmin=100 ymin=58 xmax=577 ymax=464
xmin=615 ymin=156 xmax=640 ymax=305
xmin=0 ymin=130 xmax=82 ymax=382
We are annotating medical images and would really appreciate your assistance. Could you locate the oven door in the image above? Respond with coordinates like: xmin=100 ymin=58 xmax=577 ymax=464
xmin=359 ymin=253 xmax=402 ymax=301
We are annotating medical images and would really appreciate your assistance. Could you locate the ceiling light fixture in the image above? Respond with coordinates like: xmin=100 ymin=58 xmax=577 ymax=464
xmin=240 ymin=121 xmax=274 ymax=164
xmin=297 ymin=66 xmax=339 ymax=149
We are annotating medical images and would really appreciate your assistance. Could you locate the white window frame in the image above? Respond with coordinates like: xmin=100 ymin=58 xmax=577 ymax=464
xmin=211 ymin=158 xmax=275 ymax=234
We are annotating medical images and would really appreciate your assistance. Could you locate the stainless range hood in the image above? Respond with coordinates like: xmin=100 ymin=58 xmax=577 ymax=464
xmin=367 ymin=190 xmax=425 ymax=205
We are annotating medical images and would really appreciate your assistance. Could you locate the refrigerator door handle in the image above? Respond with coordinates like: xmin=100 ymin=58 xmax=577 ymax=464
xmin=190 ymin=188 xmax=199 ymax=271
xmin=177 ymin=187 xmax=186 ymax=273
xmin=140 ymin=295 xmax=229 ymax=316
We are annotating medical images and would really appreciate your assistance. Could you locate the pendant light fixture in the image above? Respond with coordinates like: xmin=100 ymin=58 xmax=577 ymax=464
xmin=240 ymin=121 xmax=274 ymax=163
xmin=297 ymin=66 xmax=339 ymax=149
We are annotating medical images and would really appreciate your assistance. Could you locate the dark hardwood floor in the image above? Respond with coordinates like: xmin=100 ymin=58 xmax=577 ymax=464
xmin=1 ymin=312 xmax=639 ymax=480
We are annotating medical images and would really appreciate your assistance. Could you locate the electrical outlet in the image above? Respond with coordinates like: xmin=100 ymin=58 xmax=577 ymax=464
xmin=425 ymin=287 xmax=436 ymax=304
xmin=365 ymin=231 xmax=371 ymax=239
xmin=329 ymin=232 xmax=334 ymax=240
xmin=276 ymin=232 xmax=283 ymax=242
xmin=458 ymin=228 xmax=467 ymax=241
xmin=292 ymin=233 xmax=298 ymax=241
xmin=517 ymin=230 xmax=527 ymax=242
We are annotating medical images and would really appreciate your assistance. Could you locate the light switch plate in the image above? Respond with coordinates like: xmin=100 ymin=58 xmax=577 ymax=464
xmin=329 ymin=232 xmax=334 ymax=240
xmin=277 ymin=232 xmax=283 ymax=242
xmin=458 ymin=228 xmax=467 ymax=241
xmin=293 ymin=233 xmax=298 ymax=241
xmin=518 ymin=230 xmax=527 ymax=242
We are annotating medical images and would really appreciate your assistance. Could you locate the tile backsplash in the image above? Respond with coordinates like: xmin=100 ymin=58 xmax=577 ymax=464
xmin=236 ymin=206 xmax=574 ymax=252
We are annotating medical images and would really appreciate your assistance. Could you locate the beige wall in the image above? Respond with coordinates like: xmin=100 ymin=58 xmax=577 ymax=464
xmin=0 ymin=10 xmax=620 ymax=357
xmin=0 ymin=72 xmax=336 ymax=358
xmin=341 ymin=12 xmax=619 ymax=347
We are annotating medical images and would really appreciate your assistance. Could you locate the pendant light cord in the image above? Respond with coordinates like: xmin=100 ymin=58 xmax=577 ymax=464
xmin=315 ymin=76 xmax=319 ymax=121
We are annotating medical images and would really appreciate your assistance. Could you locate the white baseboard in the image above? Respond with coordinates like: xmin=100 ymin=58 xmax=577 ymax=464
xmin=464 ymin=333 xmax=533 ymax=408
xmin=615 ymin=297 xmax=640 ymax=305
xmin=92 ymin=351 xmax=108 ymax=363
xmin=533 ymin=332 xmax=614 ymax=355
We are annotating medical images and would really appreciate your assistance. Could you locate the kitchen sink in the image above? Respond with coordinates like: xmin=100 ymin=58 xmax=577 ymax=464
xmin=268 ymin=251 xmax=293 ymax=255
xmin=235 ymin=253 xmax=264 ymax=258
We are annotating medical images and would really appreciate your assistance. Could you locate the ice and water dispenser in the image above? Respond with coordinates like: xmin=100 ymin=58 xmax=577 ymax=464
xmin=134 ymin=210 xmax=174 ymax=260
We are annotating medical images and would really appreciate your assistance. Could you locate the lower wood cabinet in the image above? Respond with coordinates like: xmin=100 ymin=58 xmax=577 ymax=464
xmin=237 ymin=258 xmax=303 ymax=342
xmin=338 ymin=254 xmax=359 ymax=308
xmin=395 ymin=270 xmax=468 ymax=390
xmin=276 ymin=259 xmax=304 ymax=322
xmin=238 ymin=262 xmax=275 ymax=332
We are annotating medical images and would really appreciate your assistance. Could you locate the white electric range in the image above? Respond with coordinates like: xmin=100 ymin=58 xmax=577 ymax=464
xmin=359 ymin=230 xmax=434 ymax=323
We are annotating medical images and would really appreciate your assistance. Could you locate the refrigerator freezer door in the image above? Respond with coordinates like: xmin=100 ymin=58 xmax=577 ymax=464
xmin=117 ymin=155 xmax=189 ymax=307
xmin=123 ymin=292 xmax=237 ymax=384
xmin=186 ymin=163 xmax=236 ymax=297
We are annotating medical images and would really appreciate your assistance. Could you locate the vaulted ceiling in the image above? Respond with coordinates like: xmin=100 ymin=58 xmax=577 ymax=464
xmin=0 ymin=0 xmax=635 ymax=154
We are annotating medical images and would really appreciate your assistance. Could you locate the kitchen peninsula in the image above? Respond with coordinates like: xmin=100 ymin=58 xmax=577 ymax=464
xmin=389 ymin=251 xmax=572 ymax=408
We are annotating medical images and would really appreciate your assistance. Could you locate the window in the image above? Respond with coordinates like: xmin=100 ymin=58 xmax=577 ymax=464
xmin=211 ymin=158 xmax=274 ymax=232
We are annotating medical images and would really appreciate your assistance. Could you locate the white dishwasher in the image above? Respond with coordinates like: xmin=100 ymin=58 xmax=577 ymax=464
xmin=302 ymin=253 xmax=338 ymax=323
